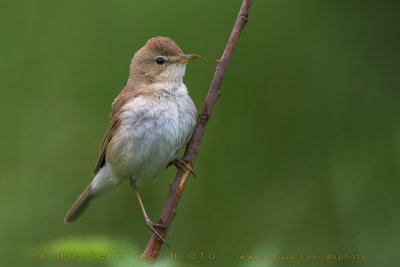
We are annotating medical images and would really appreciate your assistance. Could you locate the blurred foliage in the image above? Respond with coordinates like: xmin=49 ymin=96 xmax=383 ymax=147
xmin=1 ymin=0 xmax=399 ymax=266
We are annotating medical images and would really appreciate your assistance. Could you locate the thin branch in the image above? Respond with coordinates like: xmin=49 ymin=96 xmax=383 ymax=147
xmin=142 ymin=0 xmax=253 ymax=260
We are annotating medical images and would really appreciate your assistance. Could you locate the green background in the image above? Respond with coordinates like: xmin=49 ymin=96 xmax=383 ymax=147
xmin=1 ymin=0 xmax=399 ymax=266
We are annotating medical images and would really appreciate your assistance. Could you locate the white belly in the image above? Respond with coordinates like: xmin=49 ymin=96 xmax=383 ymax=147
xmin=107 ymin=84 xmax=197 ymax=187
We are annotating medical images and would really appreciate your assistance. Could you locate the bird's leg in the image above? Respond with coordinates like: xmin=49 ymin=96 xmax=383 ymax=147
xmin=166 ymin=158 xmax=196 ymax=178
xmin=131 ymin=181 xmax=169 ymax=246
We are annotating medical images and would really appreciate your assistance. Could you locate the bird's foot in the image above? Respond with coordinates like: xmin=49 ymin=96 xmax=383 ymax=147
xmin=146 ymin=219 xmax=169 ymax=246
xmin=167 ymin=158 xmax=196 ymax=178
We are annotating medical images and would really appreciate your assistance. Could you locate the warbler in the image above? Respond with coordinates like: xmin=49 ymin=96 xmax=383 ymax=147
xmin=64 ymin=37 xmax=199 ymax=244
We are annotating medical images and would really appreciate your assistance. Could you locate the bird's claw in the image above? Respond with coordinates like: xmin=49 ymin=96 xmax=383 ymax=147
xmin=146 ymin=219 xmax=169 ymax=246
xmin=167 ymin=158 xmax=196 ymax=178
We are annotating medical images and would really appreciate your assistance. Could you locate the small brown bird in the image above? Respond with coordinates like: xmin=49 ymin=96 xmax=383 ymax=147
xmin=64 ymin=37 xmax=199 ymax=244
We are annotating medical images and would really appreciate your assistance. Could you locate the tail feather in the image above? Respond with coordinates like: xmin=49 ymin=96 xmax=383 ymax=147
xmin=64 ymin=183 xmax=93 ymax=223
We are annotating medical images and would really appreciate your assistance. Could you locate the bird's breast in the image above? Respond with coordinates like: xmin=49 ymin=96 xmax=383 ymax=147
xmin=107 ymin=83 xmax=197 ymax=184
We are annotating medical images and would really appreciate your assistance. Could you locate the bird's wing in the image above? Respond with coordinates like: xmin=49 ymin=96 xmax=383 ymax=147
xmin=92 ymin=115 xmax=121 ymax=175
xmin=92 ymin=92 xmax=129 ymax=175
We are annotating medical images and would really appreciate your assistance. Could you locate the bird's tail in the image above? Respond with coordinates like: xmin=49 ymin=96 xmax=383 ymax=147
xmin=64 ymin=183 xmax=93 ymax=223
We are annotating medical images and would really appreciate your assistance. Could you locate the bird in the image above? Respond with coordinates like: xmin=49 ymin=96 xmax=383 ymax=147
xmin=64 ymin=37 xmax=199 ymax=244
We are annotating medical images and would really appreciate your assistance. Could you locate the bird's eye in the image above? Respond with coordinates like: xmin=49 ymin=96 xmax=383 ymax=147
xmin=155 ymin=57 xmax=164 ymax=65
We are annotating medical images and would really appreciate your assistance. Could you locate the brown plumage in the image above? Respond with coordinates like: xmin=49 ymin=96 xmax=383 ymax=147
xmin=64 ymin=183 xmax=92 ymax=223
xmin=92 ymin=37 xmax=186 ymax=175
xmin=64 ymin=37 xmax=199 ymax=244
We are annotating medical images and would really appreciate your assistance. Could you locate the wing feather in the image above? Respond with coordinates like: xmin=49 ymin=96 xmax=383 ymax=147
xmin=92 ymin=91 xmax=130 ymax=175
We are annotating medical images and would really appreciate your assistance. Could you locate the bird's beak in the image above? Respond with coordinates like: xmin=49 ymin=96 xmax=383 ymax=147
xmin=179 ymin=54 xmax=200 ymax=63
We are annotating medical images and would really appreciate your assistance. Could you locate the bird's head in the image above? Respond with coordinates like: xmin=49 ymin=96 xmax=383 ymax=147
xmin=129 ymin=37 xmax=199 ymax=85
